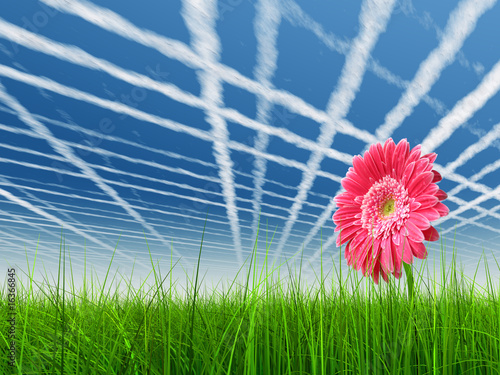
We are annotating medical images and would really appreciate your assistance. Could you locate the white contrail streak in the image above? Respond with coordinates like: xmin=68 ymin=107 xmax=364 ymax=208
xmin=0 ymin=186 xmax=152 ymax=269
xmin=281 ymin=0 xmax=449 ymax=119
xmin=0 ymin=129 xmax=329 ymax=213
xmin=0 ymin=184 xmax=90 ymax=253
xmin=0 ymin=53 xmax=496 ymax=266
xmin=375 ymin=0 xmax=497 ymax=142
xmin=441 ymin=207 xmax=500 ymax=237
xmin=0 ymin=63 xmax=213 ymax=139
xmin=444 ymin=196 xmax=500 ymax=235
xmin=0 ymin=176 xmax=96 ymax=244
xmin=0 ymin=82 xmax=185 ymax=270
xmin=421 ymin=58 xmax=500 ymax=154
xmin=0 ymin=181 xmax=313 ymax=251
xmin=1 ymin=101 xmax=337 ymax=200
xmin=469 ymin=158 xmax=500 ymax=182
xmin=271 ymin=0 xmax=397 ymax=265
xmin=181 ymin=0 xmax=243 ymax=265
xmin=437 ymin=185 xmax=500 ymax=225
xmin=290 ymin=187 xmax=343 ymax=270
xmin=0 ymin=153 xmax=323 ymax=227
xmin=438 ymin=158 xmax=500 ymax=231
xmin=38 ymin=0 xmax=376 ymax=143
xmin=443 ymin=122 xmax=500 ymax=174
xmin=0 ymin=111 xmax=339 ymax=212
xmin=251 ymin=0 xmax=282 ymax=242
xmin=0 ymin=63 xmax=349 ymax=184
xmin=281 ymin=0 xmax=349 ymax=54
xmin=0 ymin=15 xmax=353 ymax=166
xmin=0 ymin=57 xmax=488 ymax=262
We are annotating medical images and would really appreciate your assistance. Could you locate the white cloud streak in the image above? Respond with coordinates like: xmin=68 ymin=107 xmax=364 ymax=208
xmin=0 ymin=186 xmax=152 ymax=269
xmin=0 ymin=63 xmax=345 ymax=182
xmin=181 ymin=0 xmax=244 ymax=266
xmin=271 ymin=0 xmax=397 ymax=265
xmin=9 ymin=101 xmax=330 ymax=198
xmin=38 ymin=0 xmax=376 ymax=143
xmin=2 ymin=0 xmax=496 ymax=275
xmin=421 ymin=58 xmax=500 ymax=154
xmin=0 ymin=82 xmax=184 ymax=271
xmin=436 ymin=185 xmax=500 ymax=226
xmin=375 ymin=0 xmax=497 ymax=142
xmin=0 ymin=184 xmax=89 ymax=252
xmin=443 ymin=122 xmax=500 ymax=174
xmin=0 ymin=19 xmax=354 ymax=165
xmin=250 ymin=0 xmax=282 ymax=242
xmin=0 ymin=150 xmax=325 ymax=227
xmin=0 ymin=122 xmax=331 ymax=214
xmin=445 ymin=196 xmax=500 ymax=234
xmin=281 ymin=0 xmax=449 ymax=120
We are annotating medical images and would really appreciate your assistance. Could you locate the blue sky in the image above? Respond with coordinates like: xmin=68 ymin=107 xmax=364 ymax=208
xmin=0 ymin=0 xmax=499 ymax=293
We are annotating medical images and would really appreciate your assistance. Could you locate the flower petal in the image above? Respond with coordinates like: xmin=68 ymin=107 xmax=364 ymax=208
xmin=365 ymin=241 xmax=380 ymax=276
xmin=417 ymin=207 xmax=440 ymax=221
xmin=334 ymin=191 xmax=356 ymax=206
xmin=361 ymin=236 xmax=381 ymax=276
xmin=341 ymin=177 xmax=367 ymax=197
xmin=413 ymin=158 xmax=430 ymax=176
xmin=409 ymin=211 xmax=431 ymax=230
xmin=351 ymin=240 xmax=365 ymax=270
xmin=380 ymin=267 xmax=389 ymax=283
xmin=383 ymin=138 xmax=396 ymax=177
xmin=334 ymin=219 xmax=359 ymax=232
xmin=402 ymin=161 xmax=415 ymax=186
xmin=407 ymin=144 xmax=422 ymax=164
xmin=405 ymin=220 xmax=425 ymax=242
xmin=391 ymin=240 xmax=404 ymax=276
xmin=408 ymin=171 xmax=433 ymax=197
xmin=422 ymin=226 xmax=439 ymax=241
xmin=357 ymin=236 xmax=371 ymax=269
xmin=415 ymin=195 xmax=439 ymax=209
xmin=435 ymin=202 xmax=450 ymax=217
xmin=422 ymin=183 xmax=439 ymax=196
xmin=365 ymin=146 xmax=384 ymax=181
xmin=344 ymin=240 xmax=352 ymax=265
xmin=372 ymin=261 xmax=381 ymax=284
xmin=352 ymin=155 xmax=372 ymax=182
xmin=336 ymin=225 xmax=359 ymax=246
xmin=436 ymin=189 xmax=448 ymax=201
xmin=394 ymin=268 xmax=403 ymax=280
xmin=422 ymin=152 xmax=437 ymax=164
xmin=410 ymin=198 xmax=421 ymax=211
xmin=347 ymin=170 xmax=372 ymax=192
xmin=401 ymin=235 xmax=413 ymax=264
xmin=393 ymin=139 xmax=409 ymax=179
xmin=370 ymin=143 xmax=386 ymax=177
xmin=410 ymin=240 xmax=427 ymax=259
xmin=392 ymin=231 xmax=401 ymax=245
xmin=333 ymin=206 xmax=361 ymax=222
xmin=380 ymin=237 xmax=394 ymax=274
xmin=432 ymin=170 xmax=442 ymax=183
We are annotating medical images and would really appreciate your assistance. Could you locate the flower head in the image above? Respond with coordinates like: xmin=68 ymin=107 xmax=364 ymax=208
xmin=332 ymin=138 xmax=449 ymax=284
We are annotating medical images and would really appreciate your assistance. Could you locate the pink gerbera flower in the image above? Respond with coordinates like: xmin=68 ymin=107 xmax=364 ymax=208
xmin=332 ymin=138 xmax=449 ymax=284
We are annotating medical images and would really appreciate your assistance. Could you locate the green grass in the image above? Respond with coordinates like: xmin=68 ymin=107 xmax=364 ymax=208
xmin=1 ymin=216 xmax=500 ymax=374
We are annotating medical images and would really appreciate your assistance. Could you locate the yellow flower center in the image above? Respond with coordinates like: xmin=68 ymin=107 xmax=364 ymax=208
xmin=382 ymin=198 xmax=396 ymax=217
